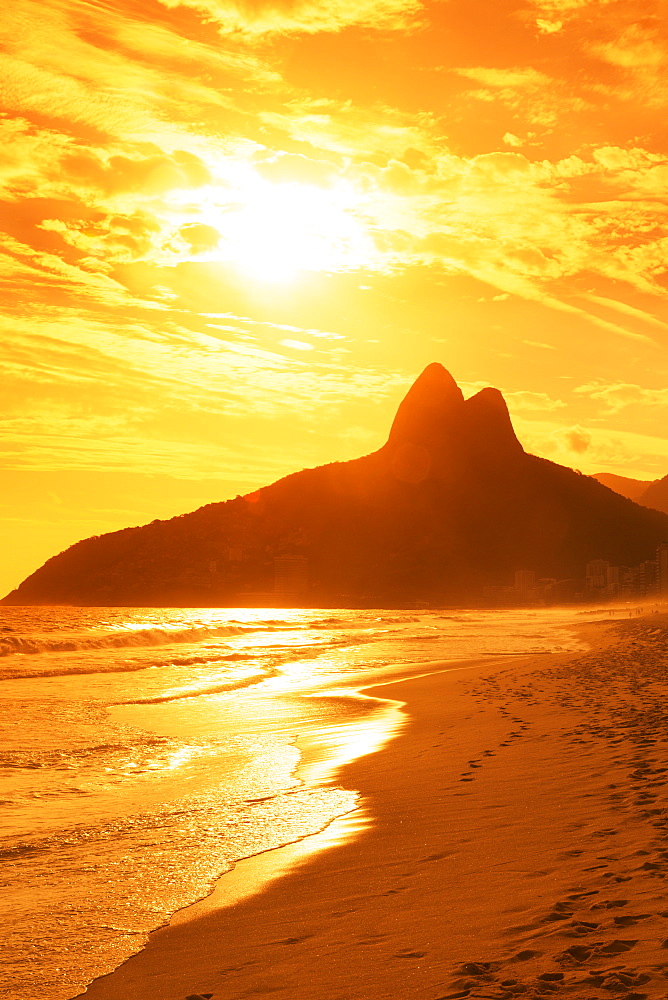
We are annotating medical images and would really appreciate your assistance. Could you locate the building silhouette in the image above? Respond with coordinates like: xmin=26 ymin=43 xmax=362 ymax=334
xmin=585 ymin=559 xmax=609 ymax=591
xmin=658 ymin=543 xmax=668 ymax=594
xmin=274 ymin=555 xmax=309 ymax=599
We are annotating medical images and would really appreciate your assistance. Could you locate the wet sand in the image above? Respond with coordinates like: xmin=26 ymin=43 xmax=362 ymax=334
xmin=77 ymin=613 xmax=668 ymax=1000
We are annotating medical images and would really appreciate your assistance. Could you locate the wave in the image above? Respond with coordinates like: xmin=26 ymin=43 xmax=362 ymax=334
xmin=0 ymin=622 xmax=261 ymax=659
xmin=0 ymin=648 xmax=267 ymax=682
xmin=112 ymin=666 xmax=276 ymax=705
xmin=0 ymin=615 xmax=352 ymax=660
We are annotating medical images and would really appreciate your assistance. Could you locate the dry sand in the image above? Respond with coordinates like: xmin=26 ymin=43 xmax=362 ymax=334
xmin=77 ymin=613 xmax=668 ymax=1000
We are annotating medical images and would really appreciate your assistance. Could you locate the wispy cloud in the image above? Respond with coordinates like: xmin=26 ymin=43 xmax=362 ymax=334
xmin=505 ymin=390 xmax=567 ymax=412
xmin=157 ymin=0 xmax=425 ymax=35
xmin=575 ymin=381 xmax=668 ymax=414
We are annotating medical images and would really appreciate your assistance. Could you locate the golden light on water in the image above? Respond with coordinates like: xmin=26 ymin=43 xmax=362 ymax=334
xmin=297 ymin=691 xmax=407 ymax=787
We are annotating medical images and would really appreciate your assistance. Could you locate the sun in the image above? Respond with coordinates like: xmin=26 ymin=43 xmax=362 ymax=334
xmin=198 ymin=176 xmax=376 ymax=283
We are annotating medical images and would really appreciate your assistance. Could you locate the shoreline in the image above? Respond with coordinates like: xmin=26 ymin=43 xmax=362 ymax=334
xmin=163 ymin=655 xmax=519 ymax=931
xmin=77 ymin=613 xmax=668 ymax=1000
xmin=73 ymin=618 xmax=594 ymax=999
xmin=74 ymin=651 xmax=511 ymax=1000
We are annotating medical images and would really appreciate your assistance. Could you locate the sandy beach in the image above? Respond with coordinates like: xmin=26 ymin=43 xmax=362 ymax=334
xmin=76 ymin=612 xmax=668 ymax=1000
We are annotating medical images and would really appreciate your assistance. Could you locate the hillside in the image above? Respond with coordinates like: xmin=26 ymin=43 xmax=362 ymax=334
xmin=638 ymin=475 xmax=668 ymax=516
xmin=592 ymin=473 xmax=657 ymax=501
xmin=592 ymin=471 xmax=668 ymax=517
xmin=4 ymin=364 xmax=668 ymax=607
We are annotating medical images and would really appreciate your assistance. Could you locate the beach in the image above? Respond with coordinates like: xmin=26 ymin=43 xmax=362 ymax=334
xmin=2 ymin=607 xmax=584 ymax=1000
xmin=75 ymin=611 xmax=668 ymax=1000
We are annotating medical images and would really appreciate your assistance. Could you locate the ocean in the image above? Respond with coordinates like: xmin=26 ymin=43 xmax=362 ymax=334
xmin=0 ymin=606 xmax=585 ymax=1000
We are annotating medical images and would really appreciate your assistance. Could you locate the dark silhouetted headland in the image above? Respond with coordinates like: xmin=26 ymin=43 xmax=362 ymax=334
xmin=4 ymin=364 xmax=668 ymax=607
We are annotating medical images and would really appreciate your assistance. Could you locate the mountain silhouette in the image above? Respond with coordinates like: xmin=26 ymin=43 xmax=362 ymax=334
xmin=592 ymin=471 xmax=668 ymax=516
xmin=637 ymin=474 xmax=668 ymax=515
xmin=4 ymin=363 xmax=668 ymax=607
xmin=592 ymin=473 xmax=657 ymax=501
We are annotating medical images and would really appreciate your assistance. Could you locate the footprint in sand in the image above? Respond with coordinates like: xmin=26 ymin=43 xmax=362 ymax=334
xmin=583 ymin=968 xmax=651 ymax=993
xmin=556 ymin=939 xmax=638 ymax=965
xmin=564 ymin=920 xmax=600 ymax=936
xmin=556 ymin=944 xmax=592 ymax=965
xmin=596 ymin=938 xmax=639 ymax=955
xmin=590 ymin=898 xmax=628 ymax=909
xmin=543 ymin=901 xmax=574 ymax=922
xmin=614 ymin=913 xmax=651 ymax=926
xmin=454 ymin=960 xmax=502 ymax=981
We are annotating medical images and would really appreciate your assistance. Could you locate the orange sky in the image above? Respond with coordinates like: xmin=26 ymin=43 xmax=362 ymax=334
xmin=1 ymin=0 xmax=668 ymax=596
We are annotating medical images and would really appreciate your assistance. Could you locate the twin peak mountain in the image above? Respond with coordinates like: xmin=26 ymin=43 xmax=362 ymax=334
xmin=5 ymin=363 xmax=668 ymax=607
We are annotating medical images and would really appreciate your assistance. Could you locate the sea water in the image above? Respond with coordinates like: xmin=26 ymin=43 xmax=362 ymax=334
xmin=0 ymin=606 xmax=584 ymax=1000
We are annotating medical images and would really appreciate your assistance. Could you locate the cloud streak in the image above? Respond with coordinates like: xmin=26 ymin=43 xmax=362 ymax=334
xmin=157 ymin=0 xmax=425 ymax=35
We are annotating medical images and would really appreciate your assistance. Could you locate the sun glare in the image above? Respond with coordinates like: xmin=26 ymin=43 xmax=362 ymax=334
xmin=199 ymin=177 xmax=375 ymax=283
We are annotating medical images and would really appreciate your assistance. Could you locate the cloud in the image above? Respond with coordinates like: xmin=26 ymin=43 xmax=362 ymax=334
xmin=0 ymin=0 xmax=277 ymax=154
xmin=280 ymin=339 xmax=313 ymax=350
xmin=516 ymin=413 xmax=668 ymax=479
xmin=0 ymin=231 xmax=135 ymax=308
xmin=580 ymin=294 xmax=668 ymax=330
xmin=349 ymin=139 xmax=668 ymax=332
xmin=40 ymin=214 xmax=163 ymax=264
xmin=575 ymin=381 xmax=668 ymax=414
xmin=450 ymin=65 xmax=573 ymax=128
xmin=590 ymin=19 xmax=665 ymax=72
xmin=565 ymin=427 xmax=591 ymax=453
xmin=178 ymin=224 xmax=222 ymax=254
xmin=454 ymin=67 xmax=552 ymax=89
xmin=536 ymin=18 xmax=563 ymax=33
xmin=550 ymin=425 xmax=591 ymax=454
xmin=528 ymin=0 xmax=614 ymax=17
xmin=505 ymin=390 xmax=567 ymax=412
xmin=0 ymin=55 xmax=627 ymax=336
xmin=156 ymin=0 xmax=425 ymax=35
xmin=255 ymin=152 xmax=336 ymax=186
xmin=63 ymin=149 xmax=212 ymax=196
